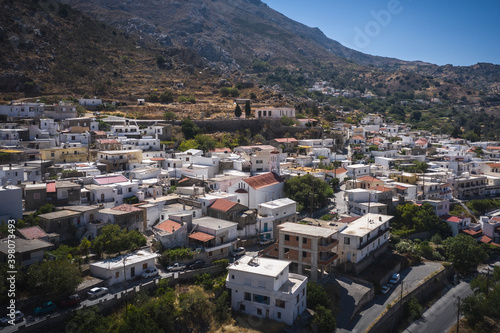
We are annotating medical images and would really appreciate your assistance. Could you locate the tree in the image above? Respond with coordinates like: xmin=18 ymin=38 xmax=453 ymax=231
xmin=392 ymin=202 xmax=451 ymax=238
xmin=179 ymin=139 xmax=199 ymax=152
xmin=306 ymin=282 xmax=331 ymax=311
xmin=312 ymin=305 xmax=336 ymax=333
xmin=443 ymin=234 xmax=487 ymax=274
xmin=234 ymin=104 xmax=242 ymax=118
xmin=244 ymin=100 xmax=252 ymax=118
xmin=194 ymin=134 xmax=217 ymax=153
xmin=27 ymin=260 xmax=82 ymax=297
xmin=180 ymin=118 xmax=201 ymax=140
xmin=79 ymin=237 xmax=91 ymax=260
xmin=164 ymin=111 xmax=176 ymax=122
xmin=285 ymin=174 xmax=333 ymax=212
xmin=92 ymin=225 xmax=146 ymax=256
xmin=156 ymin=55 xmax=166 ymax=68
xmin=281 ymin=115 xmax=295 ymax=126
xmin=159 ymin=90 xmax=174 ymax=104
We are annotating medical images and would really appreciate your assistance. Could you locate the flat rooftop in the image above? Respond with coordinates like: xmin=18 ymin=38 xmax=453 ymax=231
xmin=193 ymin=217 xmax=237 ymax=230
xmin=341 ymin=213 xmax=392 ymax=238
xmin=90 ymin=250 xmax=157 ymax=270
xmin=229 ymin=255 xmax=290 ymax=278
xmin=278 ymin=222 xmax=337 ymax=238
xmin=259 ymin=198 xmax=295 ymax=209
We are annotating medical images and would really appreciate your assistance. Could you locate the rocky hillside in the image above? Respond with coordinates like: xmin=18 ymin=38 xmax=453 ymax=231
xmin=59 ymin=0 xmax=500 ymax=94
xmin=0 ymin=0 xmax=214 ymax=98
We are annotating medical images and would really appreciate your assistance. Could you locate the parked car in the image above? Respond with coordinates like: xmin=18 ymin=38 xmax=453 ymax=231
xmin=232 ymin=247 xmax=246 ymax=257
xmin=142 ymin=267 xmax=159 ymax=278
xmin=87 ymin=287 xmax=109 ymax=299
xmin=0 ymin=311 xmax=24 ymax=325
xmin=167 ymin=263 xmax=186 ymax=272
xmin=188 ymin=260 xmax=206 ymax=270
xmin=381 ymin=285 xmax=391 ymax=295
xmin=258 ymin=239 xmax=274 ymax=246
xmin=34 ymin=302 xmax=57 ymax=315
xmin=60 ymin=294 xmax=82 ymax=308
xmin=388 ymin=273 xmax=401 ymax=286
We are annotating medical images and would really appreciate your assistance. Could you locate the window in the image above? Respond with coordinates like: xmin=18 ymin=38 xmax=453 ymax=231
xmin=285 ymin=235 xmax=290 ymax=241
xmin=34 ymin=193 xmax=40 ymax=200
xmin=128 ymin=188 xmax=132 ymax=193
xmin=276 ymin=299 xmax=286 ymax=308
xmin=302 ymin=251 xmax=307 ymax=258
xmin=277 ymin=312 xmax=281 ymax=319
xmin=296 ymin=295 xmax=299 ymax=303
xmin=220 ymin=249 xmax=224 ymax=254
xmin=231 ymin=275 xmax=235 ymax=280
xmin=303 ymin=237 xmax=307 ymax=244
xmin=253 ymin=294 xmax=270 ymax=305
xmin=244 ymin=292 xmax=251 ymax=301
xmin=257 ymin=309 xmax=262 ymax=315
xmin=209 ymin=251 xmax=212 ymax=257
xmin=143 ymin=263 xmax=148 ymax=269
xmin=240 ymin=304 xmax=245 ymax=311
xmin=344 ymin=237 xmax=350 ymax=245
xmin=296 ymin=236 xmax=299 ymax=241
xmin=51 ymin=152 xmax=55 ymax=157
xmin=116 ymin=272 xmax=119 ymax=278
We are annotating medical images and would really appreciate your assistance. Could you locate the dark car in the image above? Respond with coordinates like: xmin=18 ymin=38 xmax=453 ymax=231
xmin=60 ymin=295 xmax=82 ymax=308
xmin=188 ymin=260 xmax=205 ymax=270
xmin=34 ymin=302 xmax=56 ymax=315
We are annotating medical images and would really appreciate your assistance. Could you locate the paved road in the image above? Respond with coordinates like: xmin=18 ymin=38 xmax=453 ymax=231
xmin=337 ymin=262 xmax=443 ymax=333
xmin=334 ymin=185 xmax=348 ymax=215
xmin=403 ymin=281 xmax=472 ymax=333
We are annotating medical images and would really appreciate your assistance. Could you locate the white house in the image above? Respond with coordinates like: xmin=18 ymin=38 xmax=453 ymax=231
xmin=89 ymin=250 xmax=158 ymax=286
xmin=226 ymin=255 xmax=307 ymax=326
xmin=347 ymin=164 xmax=370 ymax=178
xmin=255 ymin=107 xmax=295 ymax=119
xmin=0 ymin=185 xmax=23 ymax=222
xmin=338 ymin=214 xmax=391 ymax=265
xmin=228 ymin=172 xmax=285 ymax=209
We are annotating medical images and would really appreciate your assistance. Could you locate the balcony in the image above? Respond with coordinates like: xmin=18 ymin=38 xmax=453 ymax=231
xmin=100 ymin=158 xmax=128 ymax=164
xmin=358 ymin=228 xmax=388 ymax=251
xmin=318 ymin=253 xmax=338 ymax=266
xmin=319 ymin=239 xmax=339 ymax=252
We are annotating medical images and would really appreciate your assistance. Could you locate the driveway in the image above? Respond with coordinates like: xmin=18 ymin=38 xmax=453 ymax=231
xmin=337 ymin=262 xmax=444 ymax=333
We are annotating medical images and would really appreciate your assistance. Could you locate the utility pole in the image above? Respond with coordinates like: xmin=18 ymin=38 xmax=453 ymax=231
xmin=310 ymin=175 xmax=315 ymax=218
xmin=486 ymin=267 xmax=491 ymax=296
xmin=456 ymin=296 xmax=461 ymax=333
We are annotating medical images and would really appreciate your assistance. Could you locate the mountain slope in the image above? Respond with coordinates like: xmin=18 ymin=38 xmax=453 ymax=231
xmin=59 ymin=0 xmax=500 ymax=94
xmin=0 ymin=0 xmax=211 ymax=97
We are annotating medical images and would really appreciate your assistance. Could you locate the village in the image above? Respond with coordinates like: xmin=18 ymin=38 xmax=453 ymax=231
xmin=0 ymin=98 xmax=499 ymax=332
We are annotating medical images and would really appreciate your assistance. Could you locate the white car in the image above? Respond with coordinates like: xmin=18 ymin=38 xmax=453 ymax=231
xmin=0 ymin=311 xmax=24 ymax=326
xmin=142 ymin=267 xmax=159 ymax=278
xmin=87 ymin=287 xmax=109 ymax=299
xmin=232 ymin=247 xmax=245 ymax=257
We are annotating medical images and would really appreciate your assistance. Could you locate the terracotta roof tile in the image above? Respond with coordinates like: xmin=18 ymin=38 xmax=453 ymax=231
xmin=274 ymin=138 xmax=298 ymax=143
xmin=210 ymin=199 xmax=239 ymax=212
xmin=462 ymin=228 xmax=482 ymax=236
xmin=188 ymin=232 xmax=215 ymax=242
xmin=357 ymin=176 xmax=381 ymax=182
xmin=17 ymin=226 xmax=48 ymax=240
xmin=243 ymin=172 xmax=284 ymax=190
xmin=440 ymin=215 xmax=462 ymax=223
xmin=155 ymin=220 xmax=182 ymax=233
xmin=480 ymin=235 xmax=493 ymax=244
xmin=374 ymin=185 xmax=392 ymax=192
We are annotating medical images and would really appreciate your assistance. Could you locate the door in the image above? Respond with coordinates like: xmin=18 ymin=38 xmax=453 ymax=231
xmin=263 ymin=222 xmax=268 ymax=232
xmin=347 ymin=252 xmax=351 ymax=262
xmin=131 ymin=267 xmax=135 ymax=277
xmin=266 ymin=309 xmax=269 ymax=319
xmin=100 ymin=194 xmax=104 ymax=202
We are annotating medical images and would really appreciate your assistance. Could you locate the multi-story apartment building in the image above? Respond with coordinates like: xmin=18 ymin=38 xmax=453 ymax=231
xmin=40 ymin=147 xmax=89 ymax=164
xmin=338 ymin=214 xmax=392 ymax=273
xmin=449 ymin=175 xmax=486 ymax=199
xmin=226 ymin=255 xmax=307 ymax=326
xmin=274 ymin=222 xmax=338 ymax=281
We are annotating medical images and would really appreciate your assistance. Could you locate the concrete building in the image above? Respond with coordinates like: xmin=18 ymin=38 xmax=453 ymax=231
xmin=90 ymin=250 xmax=158 ymax=286
xmin=226 ymin=255 xmax=307 ymax=326
xmin=0 ymin=185 xmax=22 ymax=222
xmin=449 ymin=175 xmax=486 ymax=199
xmin=0 ymin=238 xmax=53 ymax=266
xmin=228 ymin=172 xmax=285 ymax=209
xmin=40 ymin=147 xmax=88 ymax=164
xmin=274 ymin=222 xmax=339 ymax=281
xmin=338 ymin=214 xmax=391 ymax=273
xmin=255 ymin=107 xmax=295 ymax=119
xmin=257 ymin=198 xmax=297 ymax=240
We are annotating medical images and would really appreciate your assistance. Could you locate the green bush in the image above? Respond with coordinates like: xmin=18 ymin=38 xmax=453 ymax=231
xmin=212 ymin=259 xmax=229 ymax=267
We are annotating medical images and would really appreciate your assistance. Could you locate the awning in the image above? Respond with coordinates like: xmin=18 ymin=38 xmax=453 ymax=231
xmin=188 ymin=232 xmax=215 ymax=243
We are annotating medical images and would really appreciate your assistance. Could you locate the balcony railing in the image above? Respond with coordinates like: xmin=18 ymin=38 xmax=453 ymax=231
xmin=319 ymin=239 xmax=339 ymax=252
xmin=100 ymin=158 xmax=128 ymax=164
xmin=358 ymin=228 xmax=388 ymax=251
xmin=318 ymin=253 xmax=338 ymax=266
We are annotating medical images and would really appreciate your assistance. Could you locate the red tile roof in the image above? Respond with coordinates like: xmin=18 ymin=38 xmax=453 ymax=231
xmin=338 ymin=216 xmax=361 ymax=224
xmin=333 ymin=167 xmax=347 ymax=175
xmin=486 ymin=163 xmax=500 ymax=168
xmin=486 ymin=146 xmax=500 ymax=150
xmin=235 ymin=188 xmax=248 ymax=193
xmin=374 ymin=185 xmax=393 ymax=192
xmin=17 ymin=226 xmax=48 ymax=240
xmin=93 ymin=131 xmax=107 ymax=136
xmin=94 ymin=175 xmax=129 ymax=185
xmin=243 ymin=172 xmax=284 ymax=190
xmin=351 ymin=135 xmax=365 ymax=140
xmin=46 ymin=182 xmax=56 ymax=193
xmin=188 ymin=232 xmax=215 ymax=242
xmin=440 ymin=215 xmax=462 ymax=223
xmin=462 ymin=229 xmax=481 ymax=236
xmin=395 ymin=185 xmax=407 ymax=191
xmin=274 ymin=138 xmax=298 ymax=143
xmin=357 ymin=176 xmax=381 ymax=182
xmin=210 ymin=199 xmax=239 ymax=212
xmin=151 ymin=157 xmax=165 ymax=161
xmin=480 ymin=235 xmax=493 ymax=244
xmin=491 ymin=217 xmax=500 ymax=223
xmin=155 ymin=220 xmax=182 ymax=233
xmin=111 ymin=204 xmax=143 ymax=213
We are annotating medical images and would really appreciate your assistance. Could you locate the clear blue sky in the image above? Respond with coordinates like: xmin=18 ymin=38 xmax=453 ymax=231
xmin=262 ymin=0 xmax=500 ymax=66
